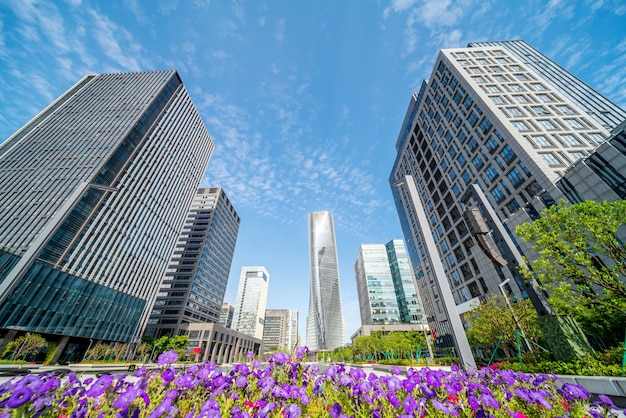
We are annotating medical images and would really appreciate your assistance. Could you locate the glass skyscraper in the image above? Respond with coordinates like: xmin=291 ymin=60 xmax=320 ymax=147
xmin=233 ymin=266 xmax=269 ymax=339
xmin=389 ymin=40 xmax=622 ymax=359
xmin=354 ymin=239 xmax=424 ymax=326
xmin=262 ymin=309 xmax=298 ymax=353
xmin=306 ymin=211 xmax=345 ymax=351
xmin=145 ymin=187 xmax=240 ymax=338
xmin=0 ymin=70 xmax=213 ymax=360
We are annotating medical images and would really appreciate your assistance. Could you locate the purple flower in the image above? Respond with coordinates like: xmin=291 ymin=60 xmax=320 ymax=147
xmin=444 ymin=376 xmax=463 ymax=395
xmin=338 ymin=374 xmax=353 ymax=387
xmin=598 ymin=394 xmax=617 ymax=410
xmin=403 ymin=394 xmax=417 ymax=414
xmin=514 ymin=387 xmax=531 ymax=403
xmin=157 ymin=350 xmax=178 ymax=366
xmin=284 ymin=403 xmax=301 ymax=418
xmin=86 ymin=374 xmax=113 ymax=397
xmin=480 ymin=392 xmax=500 ymax=409
xmin=386 ymin=376 xmax=401 ymax=393
xmin=425 ymin=370 xmax=443 ymax=388
xmin=246 ymin=351 xmax=255 ymax=359
xmin=161 ymin=368 xmax=175 ymax=383
xmin=295 ymin=347 xmax=309 ymax=361
xmin=148 ymin=399 xmax=173 ymax=418
xmin=431 ymin=399 xmax=458 ymax=416
xmin=387 ymin=393 xmax=400 ymax=408
xmin=236 ymin=376 xmax=248 ymax=388
xmin=330 ymin=402 xmax=342 ymax=418
xmin=272 ymin=352 xmax=291 ymax=365
xmin=467 ymin=396 xmax=480 ymax=410
xmin=113 ymin=387 xmax=139 ymax=410
xmin=499 ymin=369 xmax=515 ymax=386
xmin=134 ymin=366 xmax=147 ymax=378
xmin=391 ymin=366 xmax=402 ymax=375
xmin=530 ymin=390 xmax=552 ymax=410
xmin=299 ymin=393 xmax=310 ymax=405
xmin=419 ymin=383 xmax=436 ymax=399
xmin=561 ymin=383 xmax=590 ymax=400
xmin=6 ymin=386 xmax=34 ymax=408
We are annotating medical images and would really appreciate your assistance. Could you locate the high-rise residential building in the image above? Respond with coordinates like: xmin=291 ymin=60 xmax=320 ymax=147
xmin=145 ymin=187 xmax=240 ymax=338
xmin=232 ymin=266 xmax=269 ymax=339
xmin=390 ymin=40 xmax=622 ymax=362
xmin=354 ymin=239 xmax=425 ymax=326
xmin=0 ymin=70 xmax=213 ymax=361
xmin=306 ymin=211 xmax=345 ymax=351
xmin=219 ymin=302 xmax=236 ymax=329
xmin=262 ymin=309 xmax=298 ymax=353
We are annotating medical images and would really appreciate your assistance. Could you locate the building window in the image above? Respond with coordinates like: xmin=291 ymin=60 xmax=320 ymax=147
xmin=565 ymin=119 xmax=584 ymax=129
xmin=479 ymin=118 xmax=493 ymax=134
xmin=505 ymin=199 xmax=521 ymax=213
xmin=537 ymin=94 xmax=553 ymax=103
xmin=560 ymin=133 xmax=581 ymax=146
xmin=569 ymin=152 xmax=585 ymax=162
xmin=509 ymin=84 xmax=523 ymax=92
xmin=485 ymin=164 xmax=498 ymax=181
xmin=500 ymin=145 xmax=516 ymax=164
xmin=490 ymin=185 xmax=506 ymax=203
xmin=512 ymin=121 xmax=530 ymax=131
xmin=486 ymin=85 xmax=500 ymax=93
xmin=531 ymin=135 xmax=552 ymax=147
xmin=531 ymin=106 xmax=548 ymax=115
xmin=540 ymin=153 xmax=562 ymax=166
xmin=472 ymin=155 xmax=484 ymax=170
xmin=491 ymin=96 xmax=505 ymax=105
xmin=588 ymin=132 xmax=607 ymax=143
xmin=485 ymin=136 xmax=499 ymax=153
xmin=507 ymin=107 xmax=523 ymax=117
xmin=557 ymin=105 xmax=574 ymax=115
xmin=586 ymin=153 xmax=626 ymax=198
xmin=538 ymin=120 xmax=557 ymax=130
xmin=506 ymin=167 xmax=524 ymax=187
xmin=515 ymin=73 xmax=528 ymax=81
xmin=512 ymin=95 xmax=528 ymax=103
xmin=468 ymin=112 xmax=479 ymax=126
xmin=462 ymin=170 xmax=472 ymax=185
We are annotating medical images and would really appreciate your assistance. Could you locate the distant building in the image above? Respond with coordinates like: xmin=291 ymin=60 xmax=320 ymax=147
xmin=262 ymin=309 xmax=298 ymax=353
xmin=0 ymin=70 xmax=213 ymax=362
xmin=219 ymin=302 xmax=236 ymax=329
xmin=184 ymin=322 xmax=262 ymax=364
xmin=145 ymin=187 xmax=240 ymax=338
xmin=233 ymin=266 xmax=269 ymax=339
xmin=354 ymin=239 xmax=425 ymax=325
xmin=306 ymin=211 xmax=345 ymax=350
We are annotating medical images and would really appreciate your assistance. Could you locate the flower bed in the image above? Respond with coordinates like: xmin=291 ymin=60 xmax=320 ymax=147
xmin=0 ymin=348 xmax=621 ymax=417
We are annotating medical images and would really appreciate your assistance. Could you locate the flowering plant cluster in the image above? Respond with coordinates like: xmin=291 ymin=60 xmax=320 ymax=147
xmin=0 ymin=347 xmax=621 ymax=417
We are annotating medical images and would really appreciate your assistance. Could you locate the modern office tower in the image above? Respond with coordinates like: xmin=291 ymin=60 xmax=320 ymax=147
xmin=386 ymin=239 xmax=425 ymax=324
xmin=232 ymin=266 xmax=269 ymax=339
xmin=354 ymin=239 xmax=424 ymax=326
xmin=219 ymin=302 xmax=236 ymax=329
xmin=0 ymin=70 xmax=214 ymax=361
xmin=390 ymin=41 xmax=620 ymax=361
xmin=145 ymin=187 xmax=240 ymax=338
xmin=468 ymin=40 xmax=626 ymax=131
xmin=262 ymin=309 xmax=298 ymax=353
xmin=306 ymin=211 xmax=345 ymax=351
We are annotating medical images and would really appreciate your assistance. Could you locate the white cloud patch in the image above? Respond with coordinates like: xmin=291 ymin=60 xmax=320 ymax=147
xmin=274 ymin=18 xmax=285 ymax=42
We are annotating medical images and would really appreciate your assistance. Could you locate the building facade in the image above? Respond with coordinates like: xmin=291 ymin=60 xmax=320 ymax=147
xmin=184 ymin=322 xmax=262 ymax=364
xmin=262 ymin=309 xmax=298 ymax=353
xmin=145 ymin=187 xmax=240 ymax=338
xmin=0 ymin=70 xmax=213 ymax=361
xmin=355 ymin=239 xmax=425 ymax=326
xmin=219 ymin=302 xmax=236 ymax=329
xmin=232 ymin=266 xmax=269 ymax=339
xmin=390 ymin=40 xmax=622 ymax=358
xmin=306 ymin=211 xmax=345 ymax=351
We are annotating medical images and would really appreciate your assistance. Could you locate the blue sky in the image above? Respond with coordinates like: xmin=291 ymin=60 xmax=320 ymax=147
xmin=1 ymin=0 xmax=625 ymax=343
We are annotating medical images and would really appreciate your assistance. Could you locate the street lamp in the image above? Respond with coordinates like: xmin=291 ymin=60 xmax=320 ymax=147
xmin=498 ymin=279 xmax=532 ymax=352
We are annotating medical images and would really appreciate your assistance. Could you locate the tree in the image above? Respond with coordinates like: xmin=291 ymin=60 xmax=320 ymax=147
xmin=5 ymin=333 xmax=48 ymax=360
xmin=516 ymin=200 xmax=626 ymax=343
xmin=85 ymin=343 xmax=111 ymax=361
xmin=465 ymin=294 xmax=541 ymax=358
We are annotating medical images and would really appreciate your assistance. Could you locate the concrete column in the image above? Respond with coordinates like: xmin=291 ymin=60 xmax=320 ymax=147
xmin=0 ymin=329 xmax=18 ymax=355
xmin=50 ymin=336 xmax=71 ymax=365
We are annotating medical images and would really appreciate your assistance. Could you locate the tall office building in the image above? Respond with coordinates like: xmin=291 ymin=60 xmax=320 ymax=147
xmin=390 ymin=40 xmax=621 ymax=359
xmin=355 ymin=239 xmax=424 ymax=326
xmin=232 ymin=266 xmax=269 ymax=339
xmin=262 ymin=309 xmax=298 ymax=353
xmin=219 ymin=302 xmax=236 ymax=329
xmin=0 ymin=70 xmax=213 ymax=360
xmin=306 ymin=211 xmax=345 ymax=350
xmin=145 ymin=187 xmax=240 ymax=338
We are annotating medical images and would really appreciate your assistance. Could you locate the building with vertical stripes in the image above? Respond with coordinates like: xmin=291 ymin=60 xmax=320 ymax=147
xmin=306 ymin=211 xmax=345 ymax=351
xmin=354 ymin=239 xmax=424 ymax=326
xmin=262 ymin=309 xmax=298 ymax=353
xmin=145 ymin=187 xmax=240 ymax=339
xmin=390 ymin=40 xmax=623 ymax=360
xmin=232 ymin=266 xmax=269 ymax=340
xmin=0 ymin=70 xmax=214 ymax=362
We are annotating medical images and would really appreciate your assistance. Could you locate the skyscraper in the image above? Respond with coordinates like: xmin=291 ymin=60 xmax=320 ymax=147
xmin=306 ymin=211 xmax=345 ymax=351
xmin=219 ymin=302 xmax=236 ymax=329
xmin=145 ymin=187 xmax=240 ymax=338
xmin=232 ymin=266 xmax=269 ymax=339
xmin=262 ymin=309 xmax=298 ymax=353
xmin=354 ymin=239 xmax=424 ymax=326
xmin=0 ymin=70 xmax=213 ymax=360
xmin=390 ymin=40 xmax=621 ymax=362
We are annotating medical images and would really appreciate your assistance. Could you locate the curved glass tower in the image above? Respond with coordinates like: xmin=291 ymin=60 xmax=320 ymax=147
xmin=306 ymin=211 xmax=345 ymax=350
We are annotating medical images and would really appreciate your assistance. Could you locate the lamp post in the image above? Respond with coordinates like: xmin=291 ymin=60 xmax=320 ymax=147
xmin=498 ymin=279 xmax=532 ymax=352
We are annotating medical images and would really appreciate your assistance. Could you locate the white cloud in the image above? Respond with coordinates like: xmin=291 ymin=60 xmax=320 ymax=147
xmin=88 ymin=9 xmax=146 ymax=71
xmin=274 ymin=18 xmax=285 ymax=42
